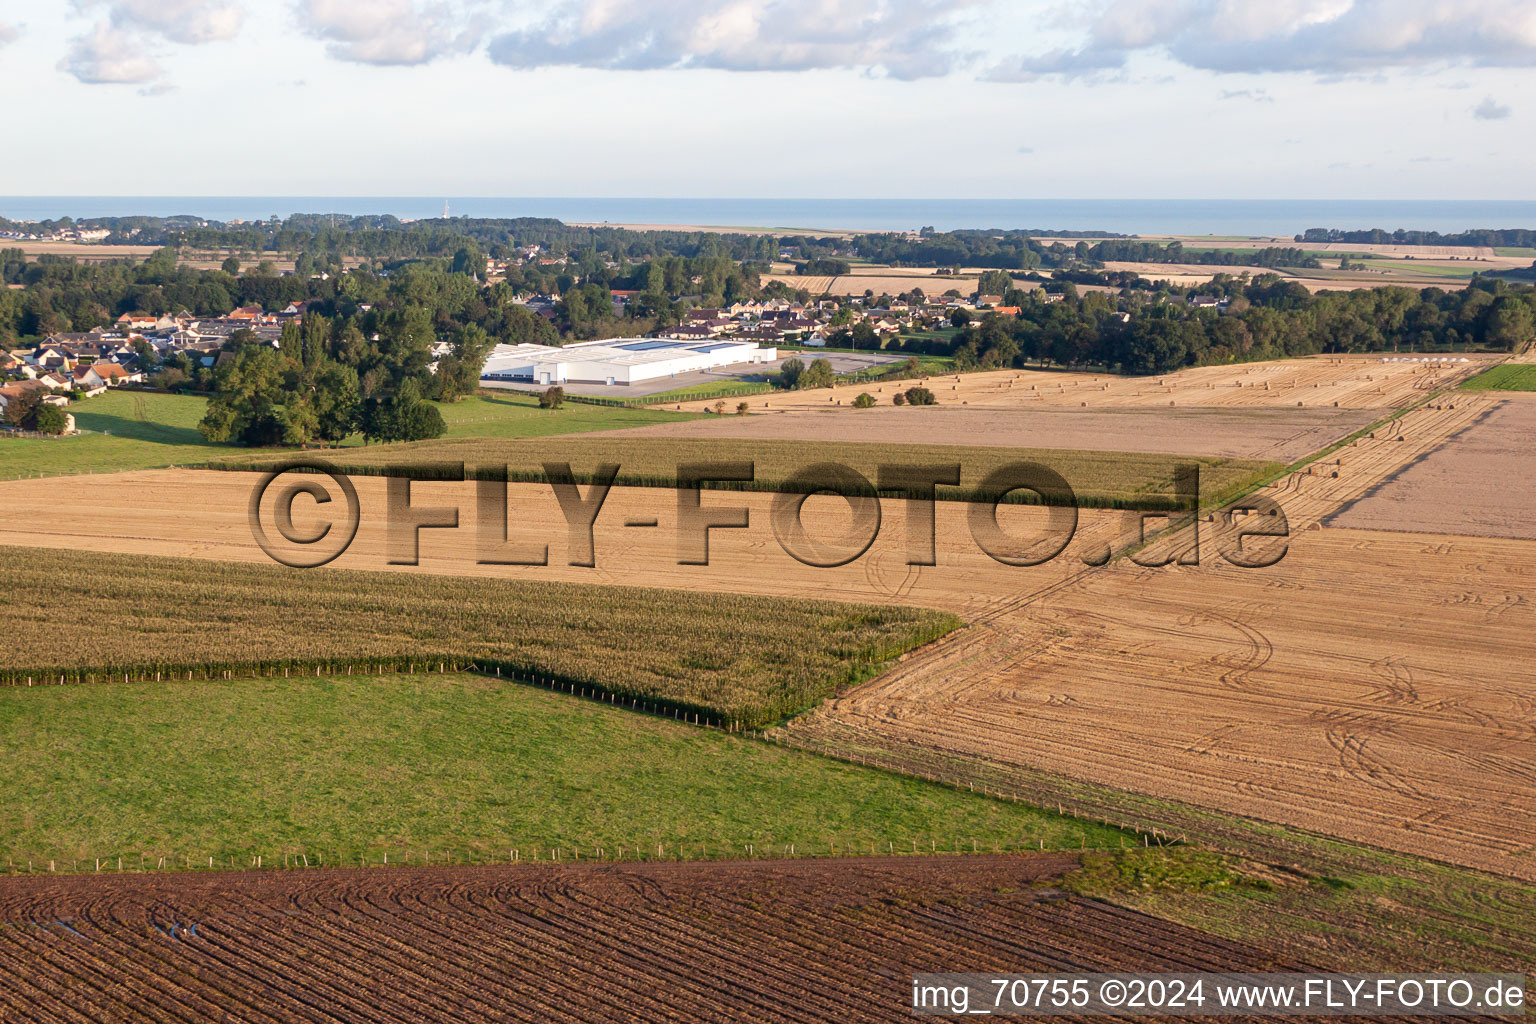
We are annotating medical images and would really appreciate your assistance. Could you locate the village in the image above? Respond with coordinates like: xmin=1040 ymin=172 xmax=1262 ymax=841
xmin=0 ymin=277 xmax=1047 ymax=431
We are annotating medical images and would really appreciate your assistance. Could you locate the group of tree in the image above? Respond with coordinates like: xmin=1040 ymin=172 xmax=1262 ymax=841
xmin=777 ymin=356 xmax=835 ymax=390
xmin=194 ymin=312 xmax=499 ymax=445
xmin=1298 ymin=227 xmax=1536 ymax=248
xmin=1 ymin=387 xmax=68 ymax=433
xmin=931 ymin=274 xmax=1536 ymax=376
xmin=795 ymin=258 xmax=851 ymax=276
xmin=1081 ymin=240 xmax=1322 ymax=269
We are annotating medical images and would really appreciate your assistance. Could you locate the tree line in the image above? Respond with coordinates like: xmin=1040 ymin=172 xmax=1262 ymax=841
xmin=1298 ymin=227 xmax=1536 ymax=248
xmin=923 ymin=276 xmax=1536 ymax=375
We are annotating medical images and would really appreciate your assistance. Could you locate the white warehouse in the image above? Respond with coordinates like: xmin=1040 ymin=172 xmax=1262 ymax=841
xmin=480 ymin=338 xmax=777 ymax=387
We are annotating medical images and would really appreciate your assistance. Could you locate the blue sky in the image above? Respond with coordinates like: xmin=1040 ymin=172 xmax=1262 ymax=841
xmin=0 ymin=0 xmax=1531 ymax=198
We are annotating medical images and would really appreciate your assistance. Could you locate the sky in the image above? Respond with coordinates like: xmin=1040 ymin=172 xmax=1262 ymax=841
xmin=0 ymin=0 xmax=1531 ymax=199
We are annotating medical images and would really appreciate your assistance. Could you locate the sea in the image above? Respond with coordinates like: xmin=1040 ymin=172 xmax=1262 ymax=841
xmin=2 ymin=197 xmax=1534 ymax=237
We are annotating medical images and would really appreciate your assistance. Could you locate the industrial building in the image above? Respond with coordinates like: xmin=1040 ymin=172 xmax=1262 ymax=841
xmin=480 ymin=338 xmax=777 ymax=387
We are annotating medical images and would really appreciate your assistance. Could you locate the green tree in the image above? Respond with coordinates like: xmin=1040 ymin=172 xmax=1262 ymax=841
xmin=359 ymin=377 xmax=445 ymax=443
xmin=976 ymin=270 xmax=1012 ymax=297
xmin=798 ymin=357 xmax=835 ymax=389
xmin=903 ymin=386 xmax=936 ymax=405
xmin=852 ymin=392 xmax=876 ymax=408
xmin=1483 ymin=296 xmax=1535 ymax=351
xmin=778 ymin=357 xmax=805 ymax=389
xmin=310 ymin=362 xmax=360 ymax=442
xmin=539 ymin=386 xmax=565 ymax=409
xmin=198 ymin=345 xmax=309 ymax=446
xmin=221 ymin=256 xmax=241 ymax=275
xmin=3 ymin=388 xmax=43 ymax=427
xmin=131 ymin=338 xmax=160 ymax=371
xmin=33 ymin=402 xmax=68 ymax=435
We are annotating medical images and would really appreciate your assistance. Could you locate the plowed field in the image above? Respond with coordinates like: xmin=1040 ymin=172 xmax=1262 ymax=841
xmin=0 ymin=856 xmax=1311 ymax=1023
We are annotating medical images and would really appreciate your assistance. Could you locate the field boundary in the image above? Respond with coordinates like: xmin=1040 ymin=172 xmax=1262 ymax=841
xmin=202 ymin=456 xmax=1269 ymax=513
xmin=0 ymin=619 xmax=961 ymax=733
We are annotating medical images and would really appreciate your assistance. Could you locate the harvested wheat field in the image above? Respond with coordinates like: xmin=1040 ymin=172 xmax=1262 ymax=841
xmin=0 ymin=469 xmax=1127 ymax=609
xmin=674 ymin=354 xmax=1491 ymax=414
xmin=0 ymin=856 xmax=1311 ymax=1024
xmin=786 ymin=524 xmax=1536 ymax=879
xmin=1326 ymin=394 xmax=1536 ymax=539
xmin=1237 ymin=395 xmax=1496 ymax=529
xmin=0 ymin=395 xmax=1529 ymax=875
xmin=781 ymin=396 xmax=1536 ymax=878
xmin=595 ymin=404 xmax=1376 ymax=461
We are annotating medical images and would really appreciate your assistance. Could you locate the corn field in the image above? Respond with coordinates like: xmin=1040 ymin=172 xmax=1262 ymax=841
xmin=0 ymin=546 xmax=958 ymax=729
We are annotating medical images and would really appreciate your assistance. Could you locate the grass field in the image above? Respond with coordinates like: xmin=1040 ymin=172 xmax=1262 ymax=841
xmin=440 ymin=391 xmax=698 ymax=432
xmin=1 ymin=546 xmax=958 ymax=728
xmin=1493 ymin=247 xmax=1536 ymax=258
xmin=0 ymin=390 xmax=221 ymax=479
xmin=0 ymin=389 xmax=695 ymax=480
xmin=596 ymin=379 xmax=776 ymax=405
xmin=210 ymin=435 xmax=1278 ymax=510
xmin=0 ymin=672 xmax=1119 ymax=870
xmin=1460 ymin=363 xmax=1536 ymax=391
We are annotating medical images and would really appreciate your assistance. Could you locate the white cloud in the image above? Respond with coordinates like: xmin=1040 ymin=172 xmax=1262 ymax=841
xmin=485 ymin=0 xmax=982 ymax=80
xmin=1220 ymin=88 xmax=1273 ymax=102
xmin=57 ymin=21 xmax=164 ymax=83
xmin=1001 ymin=0 xmax=1536 ymax=77
xmin=983 ymin=46 xmax=1125 ymax=82
xmin=296 ymin=0 xmax=488 ymax=66
xmin=104 ymin=0 xmax=245 ymax=44
xmin=57 ymin=3 xmax=243 ymax=85
xmin=1472 ymin=95 xmax=1512 ymax=119
xmin=0 ymin=22 xmax=20 ymax=48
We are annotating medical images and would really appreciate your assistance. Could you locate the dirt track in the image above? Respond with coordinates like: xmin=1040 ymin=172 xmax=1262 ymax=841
xmin=0 ymin=856 xmax=1306 ymax=1023
xmin=678 ymin=354 xmax=1490 ymax=414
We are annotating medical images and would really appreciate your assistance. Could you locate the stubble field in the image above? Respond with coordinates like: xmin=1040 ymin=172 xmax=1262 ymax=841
xmin=1326 ymin=393 xmax=1536 ymax=539
xmin=594 ymin=404 xmax=1376 ymax=461
xmin=671 ymin=354 xmax=1490 ymax=414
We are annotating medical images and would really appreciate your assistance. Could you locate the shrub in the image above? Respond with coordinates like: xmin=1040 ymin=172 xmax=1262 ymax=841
xmin=736 ymin=401 xmax=750 ymax=415
xmin=777 ymin=357 xmax=805 ymax=389
xmin=538 ymin=386 xmax=565 ymax=409
xmin=904 ymin=386 xmax=936 ymax=406
xmin=853 ymin=393 xmax=876 ymax=408
xmin=892 ymin=391 xmax=907 ymax=406
xmin=798 ymin=357 xmax=835 ymax=390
